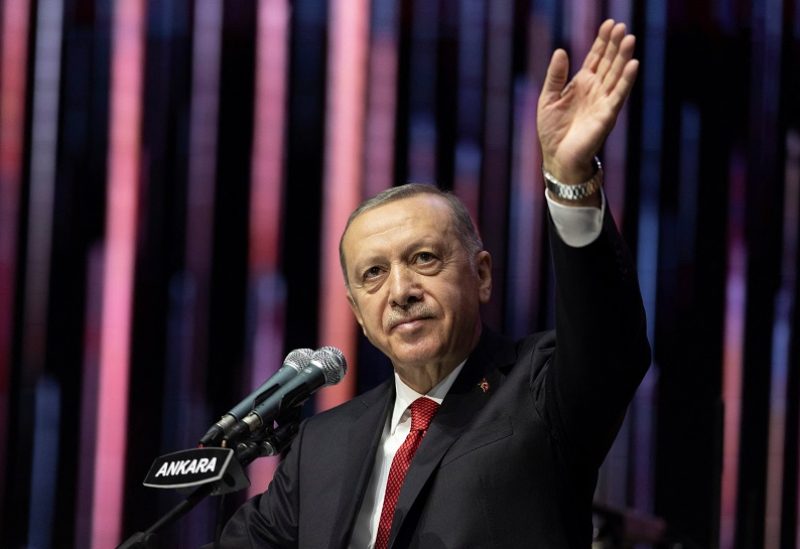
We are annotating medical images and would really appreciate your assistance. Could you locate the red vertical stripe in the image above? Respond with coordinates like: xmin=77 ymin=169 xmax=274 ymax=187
xmin=317 ymin=1 xmax=370 ymax=411
xmin=0 ymin=0 xmax=32 ymax=520
xmin=249 ymin=0 xmax=289 ymax=273
xmin=91 ymin=1 xmax=145 ymax=546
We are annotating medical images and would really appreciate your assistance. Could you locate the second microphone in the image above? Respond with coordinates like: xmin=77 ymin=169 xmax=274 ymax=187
xmin=222 ymin=346 xmax=347 ymax=445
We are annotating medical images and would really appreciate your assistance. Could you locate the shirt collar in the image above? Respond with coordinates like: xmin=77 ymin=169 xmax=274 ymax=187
xmin=389 ymin=360 xmax=467 ymax=435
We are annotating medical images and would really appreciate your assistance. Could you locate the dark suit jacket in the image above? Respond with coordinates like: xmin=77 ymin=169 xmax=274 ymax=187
xmin=219 ymin=212 xmax=650 ymax=548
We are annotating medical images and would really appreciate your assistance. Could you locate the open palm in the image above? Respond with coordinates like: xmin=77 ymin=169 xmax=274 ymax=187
xmin=537 ymin=20 xmax=639 ymax=183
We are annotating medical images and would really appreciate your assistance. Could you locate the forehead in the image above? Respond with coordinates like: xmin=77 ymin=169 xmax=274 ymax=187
xmin=343 ymin=194 xmax=458 ymax=258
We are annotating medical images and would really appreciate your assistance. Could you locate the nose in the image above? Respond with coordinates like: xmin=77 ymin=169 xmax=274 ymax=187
xmin=387 ymin=264 xmax=422 ymax=309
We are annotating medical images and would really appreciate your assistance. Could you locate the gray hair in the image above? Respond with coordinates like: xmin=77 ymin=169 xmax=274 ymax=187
xmin=338 ymin=183 xmax=483 ymax=287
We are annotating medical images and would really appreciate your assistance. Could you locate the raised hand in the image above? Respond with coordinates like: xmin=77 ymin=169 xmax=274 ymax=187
xmin=537 ymin=20 xmax=639 ymax=186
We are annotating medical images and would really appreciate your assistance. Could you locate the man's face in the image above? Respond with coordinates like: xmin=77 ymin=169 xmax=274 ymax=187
xmin=341 ymin=194 xmax=492 ymax=374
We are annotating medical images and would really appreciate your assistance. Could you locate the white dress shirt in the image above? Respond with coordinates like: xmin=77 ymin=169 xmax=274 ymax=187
xmin=347 ymin=192 xmax=605 ymax=548
xmin=348 ymin=362 xmax=466 ymax=549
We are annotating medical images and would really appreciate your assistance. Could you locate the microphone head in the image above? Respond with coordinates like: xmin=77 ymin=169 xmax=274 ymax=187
xmin=284 ymin=348 xmax=314 ymax=372
xmin=310 ymin=346 xmax=347 ymax=385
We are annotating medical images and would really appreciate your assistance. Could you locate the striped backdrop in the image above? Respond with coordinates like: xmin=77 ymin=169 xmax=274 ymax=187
xmin=1 ymin=0 xmax=799 ymax=547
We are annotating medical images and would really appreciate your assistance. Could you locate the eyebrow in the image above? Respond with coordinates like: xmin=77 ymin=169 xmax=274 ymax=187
xmin=351 ymin=238 xmax=445 ymax=272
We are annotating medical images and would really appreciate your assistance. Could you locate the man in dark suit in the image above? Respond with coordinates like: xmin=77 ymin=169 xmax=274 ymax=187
xmin=219 ymin=19 xmax=649 ymax=548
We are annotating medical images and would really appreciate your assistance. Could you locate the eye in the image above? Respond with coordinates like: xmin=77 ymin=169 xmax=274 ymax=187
xmin=412 ymin=251 xmax=442 ymax=274
xmin=415 ymin=251 xmax=436 ymax=264
xmin=362 ymin=266 xmax=383 ymax=280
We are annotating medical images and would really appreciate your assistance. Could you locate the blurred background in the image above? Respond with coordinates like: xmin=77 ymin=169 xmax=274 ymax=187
xmin=1 ymin=0 xmax=799 ymax=547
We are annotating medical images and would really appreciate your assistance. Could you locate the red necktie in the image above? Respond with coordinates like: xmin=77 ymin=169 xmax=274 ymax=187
xmin=374 ymin=397 xmax=440 ymax=549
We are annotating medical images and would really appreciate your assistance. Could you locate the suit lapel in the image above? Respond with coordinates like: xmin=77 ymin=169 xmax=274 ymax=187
xmin=329 ymin=381 xmax=394 ymax=549
xmin=387 ymin=329 xmax=516 ymax=547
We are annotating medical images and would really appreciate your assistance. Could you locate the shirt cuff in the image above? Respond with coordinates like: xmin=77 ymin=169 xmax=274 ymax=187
xmin=545 ymin=189 xmax=605 ymax=248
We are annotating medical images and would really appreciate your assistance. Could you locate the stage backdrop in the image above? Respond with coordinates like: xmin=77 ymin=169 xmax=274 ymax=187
xmin=1 ymin=0 xmax=799 ymax=547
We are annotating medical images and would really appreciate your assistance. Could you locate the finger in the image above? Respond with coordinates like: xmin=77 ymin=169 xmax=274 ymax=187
xmin=596 ymin=22 xmax=627 ymax=79
xmin=602 ymin=34 xmax=636 ymax=91
xmin=582 ymin=19 xmax=616 ymax=72
xmin=540 ymin=48 xmax=570 ymax=106
xmin=609 ymin=59 xmax=639 ymax=113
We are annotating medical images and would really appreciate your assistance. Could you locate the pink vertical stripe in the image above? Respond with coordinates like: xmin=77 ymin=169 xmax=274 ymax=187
xmin=719 ymin=152 xmax=748 ymax=549
xmin=91 ymin=1 xmax=145 ymax=546
xmin=247 ymin=0 xmax=290 ymax=495
xmin=317 ymin=0 xmax=370 ymax=412
xmin=249 ymin=0 xmax=289 ymax=272
xmin=763 ymin=131 xmax=800 ymax=548
xmin=0 ymin=0 xmax=31 ymax=518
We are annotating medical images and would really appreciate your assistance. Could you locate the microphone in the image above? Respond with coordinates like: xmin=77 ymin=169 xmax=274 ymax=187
xmin=224 ymin=346 xmax=347 ymax=444
xmin=199 ymin=348 xmax=314 ymax=446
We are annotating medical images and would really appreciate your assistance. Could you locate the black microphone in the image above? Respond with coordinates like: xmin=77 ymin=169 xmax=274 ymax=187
xmin=199 ymin=348 xmax=314 ymax=446
xmin=224 ymin=346 xmax=347 ymax=444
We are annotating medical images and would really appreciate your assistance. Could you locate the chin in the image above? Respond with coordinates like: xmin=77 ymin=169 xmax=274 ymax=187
xmin=389 ymin=343 xmax=446 ymax=369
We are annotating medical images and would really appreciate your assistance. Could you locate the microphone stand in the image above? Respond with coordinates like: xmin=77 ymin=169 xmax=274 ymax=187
xmin=117 ymin=483 xmax=216 ymax=549
xmin=116 ymin=416 xmax=301 ymax=549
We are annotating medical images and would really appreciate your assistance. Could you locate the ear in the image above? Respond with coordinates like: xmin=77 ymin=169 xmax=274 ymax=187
xmin=347 ymin=292 xmax=366 ymax=331
xmin=475 ymin=251 xmax=492 ymax=303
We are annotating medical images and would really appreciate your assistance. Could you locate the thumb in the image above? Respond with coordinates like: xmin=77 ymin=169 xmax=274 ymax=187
xmin=540 ymin=49 xmax=570 ymax=105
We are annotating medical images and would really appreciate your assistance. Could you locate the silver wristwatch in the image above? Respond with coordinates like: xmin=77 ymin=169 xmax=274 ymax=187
xmin=542 ymin=157 xmax=603 ymax=201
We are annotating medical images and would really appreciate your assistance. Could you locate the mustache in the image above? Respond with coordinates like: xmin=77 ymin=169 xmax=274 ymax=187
xmin=385 ymin=305 xmax=435 ymax=330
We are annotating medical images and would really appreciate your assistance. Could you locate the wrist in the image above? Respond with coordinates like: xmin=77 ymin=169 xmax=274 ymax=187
xmin=542 ymin=156 xmax=603 ymax=206
xmin=541 ymin=157 xmax=596 ymax=183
